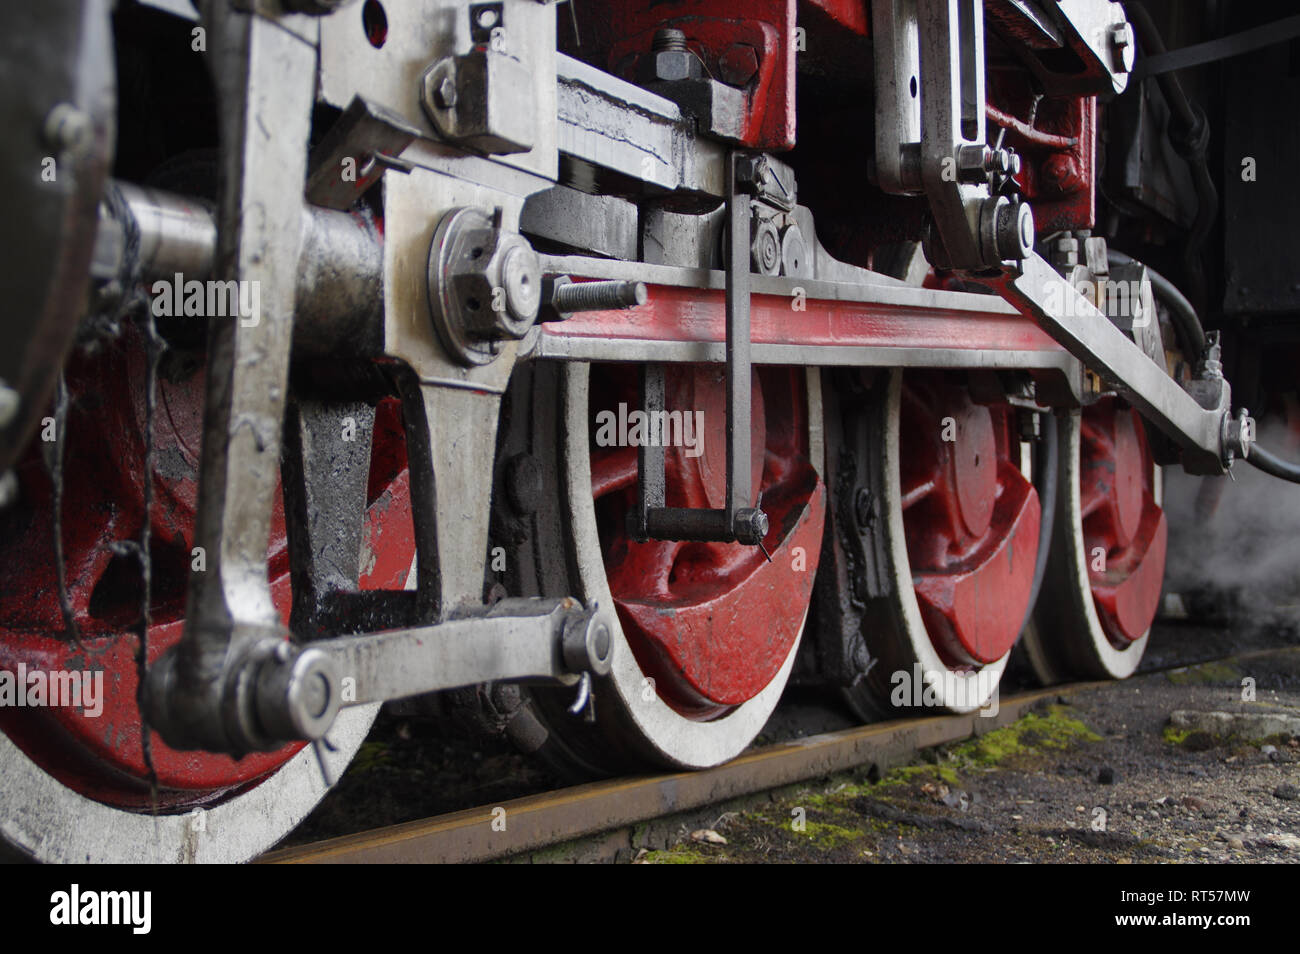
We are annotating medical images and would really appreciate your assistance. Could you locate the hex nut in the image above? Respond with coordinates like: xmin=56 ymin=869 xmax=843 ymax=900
xmin=429 ymin=207 xmax=544 ymax=366
xmin=420 ymin=60 xmax=458 ymax=123
xmin=637 ymin=49 xmax=706 ymax=84
xmin=718 ymin=43 xmax=759 ymax=86
xmin=448 ymin=236 xmax=539 ymax=341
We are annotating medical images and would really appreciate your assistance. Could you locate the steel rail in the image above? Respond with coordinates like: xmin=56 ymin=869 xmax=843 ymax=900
xmin=259 ymin=644 xmax=1300 ymax=864
xmin=259 ymin=684 xmax=1084 ymax=864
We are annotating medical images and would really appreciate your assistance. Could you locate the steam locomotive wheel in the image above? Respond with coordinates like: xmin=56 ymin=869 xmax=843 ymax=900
xmin=0 ymin=334 xmax=415 ymax=862
xmin=1020 ymin=400 xmax=1166 ymax=682
xmin=842 ymin=369 xmax=1041 ymax=718
xmin=500 ymin=362 xmax=824 ymax=773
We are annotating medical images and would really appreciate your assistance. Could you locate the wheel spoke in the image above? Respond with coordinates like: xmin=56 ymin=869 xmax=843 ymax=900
xmin=590 ymin=445 xmax=638 ymax=498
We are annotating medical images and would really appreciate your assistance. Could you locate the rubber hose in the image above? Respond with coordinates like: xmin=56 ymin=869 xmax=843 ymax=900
xmin=1245 ymin=443 xmax=1300 ymax=484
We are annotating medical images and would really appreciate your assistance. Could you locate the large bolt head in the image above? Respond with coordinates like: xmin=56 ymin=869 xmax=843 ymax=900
xmin=500 ymin=243 xmax=542 ymax=325
xmin=446 ymin=227 xmax=539 ymax=341
xmin=255 ymin=646 xmax=341 ymax=742
xmin=732 ymin=507 xmax=769 ymax=545
xmin=1224 ymin=408 xmax=1254 ymax=460
xmin=429 ymin=207 xmax=543 ymax=365
xmin=562 ymin=611 xmax=614 ymax=676
xmin=997 ymin=201 xmax=1035 ymax=261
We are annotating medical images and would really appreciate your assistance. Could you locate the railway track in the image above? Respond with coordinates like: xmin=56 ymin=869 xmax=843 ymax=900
xmin=259 ymin=683 xmax=1095 ymax=864
xmin=261 ymin=643 xmax=1300 ymax=864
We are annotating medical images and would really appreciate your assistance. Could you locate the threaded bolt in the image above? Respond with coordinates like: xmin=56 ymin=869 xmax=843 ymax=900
xmin=732 ymin=507 xmax=769 ymax=546
xmin=551 ymin=279 xmax=648 ymax=317
xmin=652 ymin=28 xmax=688 ymax=52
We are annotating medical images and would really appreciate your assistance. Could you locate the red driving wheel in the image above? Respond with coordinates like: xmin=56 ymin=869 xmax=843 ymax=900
xmin=0 ymin=328 xmax=414 ymax=810
xmin=1021 ymin=397 xmax=1166 ymax=682
xmin=842 ymin=369 xmax=1040 ymax=718
xmin=1080 ymin=399 xmax=1167 ymax=646
xmin=899 ymin=372 xmax=1041 ymax=667
xmin=587 ymin=364 xmax=825 ymax=719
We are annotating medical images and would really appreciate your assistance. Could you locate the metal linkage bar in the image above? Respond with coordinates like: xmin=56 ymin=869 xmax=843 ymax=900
xmin=725 ymin=153 xmax=754 ymax=526
xmin=145 ymin=4 xmax=319 ymax=757
xmin=629 ymin=154 xmax=769 ymax=547
xmin=532 ymin=255 xmax=1084 ymax=400
xmin=628 ymin=363 xmax=666 ymax=541
xmin=318 ymin=598 xmax=613 ymax=709
xmin=95 ymin=185 xmax=1083 ymax=390
xmin=555 ymin=54 xmax=726 ymax=208
xmin=993 ymin=254 xmax=1250 ymax=474
xmin=245 ymin=598 xmax=614 ymax=745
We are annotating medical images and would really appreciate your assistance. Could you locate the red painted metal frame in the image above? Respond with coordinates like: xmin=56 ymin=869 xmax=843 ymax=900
xmin=543 ymin=283 xmax=1067 ymax=356
xmin=804 ymin=0 xmax=871 ymax=36
xmin=602 ymin=0 xmax=798 ymax=150
xmin=987 ymin=68 xmax=1098 ymax=233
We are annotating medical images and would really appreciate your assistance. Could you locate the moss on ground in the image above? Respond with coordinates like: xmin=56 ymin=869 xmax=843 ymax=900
xmin=1164 ymin=661 xmax=1243 ymax=686
xmin=346 ymin=741 xmax=392 ymax=774
xmin=639 ymin=848 xmax=714 ymax=864
xmin=948 ymin=705 xmax=1101 ymax=767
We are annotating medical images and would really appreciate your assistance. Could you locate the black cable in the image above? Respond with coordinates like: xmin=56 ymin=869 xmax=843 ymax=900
xmin=1019 ymin=412 xmax=1058 ymax=636
xmin=1245 ymin=443 xmax=1300 ymax=484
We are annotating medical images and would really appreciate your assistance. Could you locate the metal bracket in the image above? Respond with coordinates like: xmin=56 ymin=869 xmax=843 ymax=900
xmin=305 ymin=96 xmax=422 ymax=211
xmin=873 ymin=0 xmax=1034 ymax=271
xmin=986 ymin=0 xmax=1134 ymax=95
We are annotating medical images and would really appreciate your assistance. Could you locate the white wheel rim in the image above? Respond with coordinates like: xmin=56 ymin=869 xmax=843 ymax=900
xmin=880 ymin=370 xmax=1007 ymax=712
xmin=0 ymin=703 xmax=377 ymax=863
